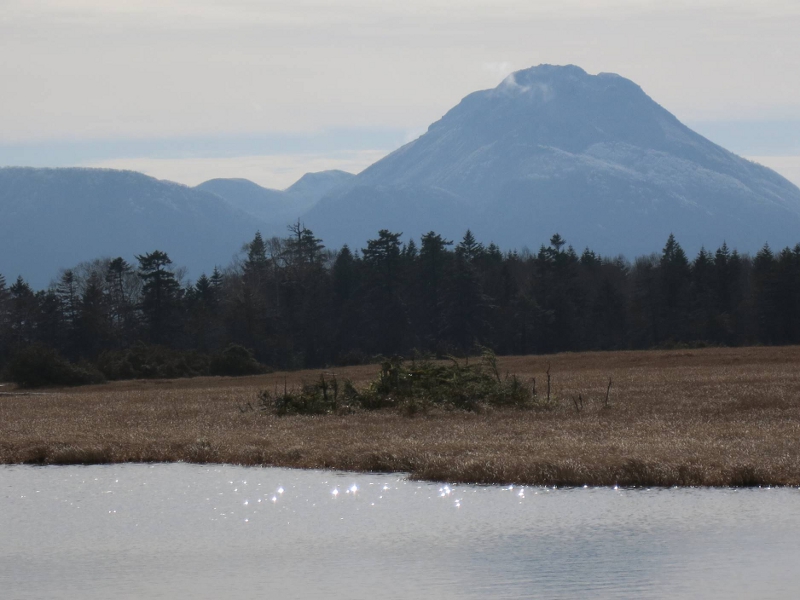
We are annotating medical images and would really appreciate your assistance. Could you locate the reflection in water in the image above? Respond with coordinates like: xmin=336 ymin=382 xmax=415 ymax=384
xmin=1 ymin=464 xmax=798 ymax=599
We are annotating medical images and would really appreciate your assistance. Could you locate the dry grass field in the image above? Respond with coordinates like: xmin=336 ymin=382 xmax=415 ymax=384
xmin=2 ymin=346 xmax=799 ymax=486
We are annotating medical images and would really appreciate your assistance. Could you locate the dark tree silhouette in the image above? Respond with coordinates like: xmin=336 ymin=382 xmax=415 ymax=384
xmin=136 ymin=250 xmax=181 ymax=343
xmin=4 ymin=230 xmax=800 ymax=381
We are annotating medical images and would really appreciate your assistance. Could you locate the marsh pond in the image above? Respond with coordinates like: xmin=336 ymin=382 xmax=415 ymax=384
xmin=2 ymin=464 xmax=799 ymax=599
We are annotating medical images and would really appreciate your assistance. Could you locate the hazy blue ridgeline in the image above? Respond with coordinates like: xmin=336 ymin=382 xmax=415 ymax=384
xmin=2 ymin=65 xmax=800 ymax=286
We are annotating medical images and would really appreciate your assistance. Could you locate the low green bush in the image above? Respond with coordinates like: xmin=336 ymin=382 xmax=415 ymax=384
xmin=4 ymin=344 xmax=104 ymax=388
xmin=97 ymin=343 xmax=210 ymax=380
xmin=258 ymin=349 xmax=552 ymax=415
xmin=259 ymin=373 xmax=360 ymax=416
xmin=209 ymin=344 xmax=264 ymax=376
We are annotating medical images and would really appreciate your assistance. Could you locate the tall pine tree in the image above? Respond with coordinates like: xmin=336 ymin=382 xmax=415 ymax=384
xmin=136 ymin=251 xmax=181 ymax=344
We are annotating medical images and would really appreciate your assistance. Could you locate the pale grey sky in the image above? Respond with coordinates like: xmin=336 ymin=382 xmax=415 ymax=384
xmin=2 ymin=0 xmax=800 ymax=188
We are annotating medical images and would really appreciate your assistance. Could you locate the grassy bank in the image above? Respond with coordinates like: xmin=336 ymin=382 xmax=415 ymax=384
xmin=2 ymin=347 xmax=799 ymax=487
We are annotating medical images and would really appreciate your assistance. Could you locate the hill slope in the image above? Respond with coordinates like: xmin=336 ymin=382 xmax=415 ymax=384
xmin=0 ymin=167 xmax=265 ymax=286
xmin=303 ymin=65 xmax=800 ymax=256
xmin=196 ymin=170 xmax=353 ymax=229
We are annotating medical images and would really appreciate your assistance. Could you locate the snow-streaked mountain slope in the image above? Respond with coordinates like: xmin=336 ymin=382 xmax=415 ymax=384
xmin=303 ymin=65 xmax=800 ymax=256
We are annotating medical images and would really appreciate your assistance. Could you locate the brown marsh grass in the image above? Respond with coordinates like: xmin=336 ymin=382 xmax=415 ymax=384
xmin=1 ymin=346 xmax=799 ymax=486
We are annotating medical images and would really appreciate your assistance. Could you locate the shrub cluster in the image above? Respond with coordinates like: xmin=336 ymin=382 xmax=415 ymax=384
xmin=96 ymin=343 xmax=266 ymax=380
xmin=258 ymin=350 xmax=552 ymax=415
xmin=97 ymin=343 xmax=210 ymax=380
xmin=209 ymin=344 xmax=265 ymax=376
xmin=1 ymin=342 xmax=268 ymax=388
xmin=261 ymin=374 xmax=361 ymax=416
xmin=3 ymin=344 xmax=103 ymax=388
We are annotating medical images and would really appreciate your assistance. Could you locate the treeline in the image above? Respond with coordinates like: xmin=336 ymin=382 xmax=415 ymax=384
xmin=1 ymin=223 xmax=799 ymax=383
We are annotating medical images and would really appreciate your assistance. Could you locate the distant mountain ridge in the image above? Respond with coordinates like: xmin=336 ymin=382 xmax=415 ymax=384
xmin=196 ymin=169 xmax=353 ymax=225
xmin=4 ymin=64 xmax=800 ymax=285
xmin=0 ymin=167 xmax=354 ymax=286
xmin=0 ymin=167 xmax=262 ymax=286
xmin=301 ymin=64 xmax=800 ymax=257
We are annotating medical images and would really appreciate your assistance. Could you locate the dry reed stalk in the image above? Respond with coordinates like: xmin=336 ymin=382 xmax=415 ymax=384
xmin=1 ymin=346 xmax=800 ymax=486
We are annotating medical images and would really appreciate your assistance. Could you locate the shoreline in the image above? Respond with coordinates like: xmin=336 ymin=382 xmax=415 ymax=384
xmin=5 ymin=460 xmax=797 ymax=490
xmin=2 ymin=346 xmax=800 ymax=487
xmin=4 ymin=456 xmax=794 ymax=489
xmin=3 ymin=438 xmax=792 ymax=488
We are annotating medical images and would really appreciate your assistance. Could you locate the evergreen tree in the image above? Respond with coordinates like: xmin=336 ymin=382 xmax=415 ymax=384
xmin=630 ymin=255 xmax=661 ymax=346
xmin=240 ymin=232 xmax=270 ymax=344
xmin=752 ymin=244 xmax=778 ymax=343
xmin=457 ymin=230 xmax=484 ymax=262
xmin=549 ymin=233 xmax=566 ymax=253
xmin=660 ymin=234 xmax=691 ymax=341
xmin=36 ymin=290 xmax=62 ymax=352
xmin=693 ymin=246 xmax=732 ymax=343
xmin=533 ymin=234 xmax=580 ymax=351
xmin=361 ymin=230 xmax=406 ymax=354
xmin=0 ymin=274 xmax=8 ymax=307
xmin=56 ymin=270 xmax=80 ymax=331
xmin=508 ymin=289 xmax=549 ymax=354
xmin=0 ymin=274 xmax=10 ymax=362
xmin=285 ymin=222 xmax=325 ymax=268
xmin=580 ymin=248 xmax=600 ymax=267
xmin=136 ymin=250 xmax=181 ymax=344
xmin=589 ymin=269 xmax=628 ymax=350
xmin=332 ymin=246 xmax=358 ymax=301
xmin=362 ymin=230 xmax=403 ymax=292
xmin=417 ymin=232 xmax=453 ymax=342
xmin=244 ymin=232 xmax=269 ymax=282
xmin=330 ymin=245 xmax=363 ymax=357
xmin=78 ymin=272 xmax=109 ymax=357
xmin=475 ymin=242 xmax=506 ymax=332
xmin=193 ymin=274 xmax=216 ymax=305
xmin=105 ymin=257 xmax=136 ymax=347
xmin=773 ymin=245 xmax=800 ymax=343
xmin=402 ymin=238 xmax=419 ymax=261
xmin=282 ymin=225 xmax=330 ymax=366
xmin=726 ymin=249 xmax=749 ymax=343
xmin=185 ymin=273 xmax=223 ymax=352
xmin=8 ymin=277 xmax=37 ymax=349
xmin=210 ymin=267 xmax=224 ymax=291
xmin=713 ymin=243 xmax=732 ymax=314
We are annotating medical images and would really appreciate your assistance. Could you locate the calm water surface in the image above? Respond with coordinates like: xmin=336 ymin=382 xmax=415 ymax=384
xmin=1 ymin=464 xmax=798 ymax=599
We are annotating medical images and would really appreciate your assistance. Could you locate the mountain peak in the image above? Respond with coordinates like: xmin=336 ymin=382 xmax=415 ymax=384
xmin=503 ymin=63 xmax=588 ymax=83
xmin=495 ymin=64 xmax=630 ymax=92
xmin=486 ymin=64 xmax=646 ymax=110
xmin=303 ymin=64 xmax=800 ymax=258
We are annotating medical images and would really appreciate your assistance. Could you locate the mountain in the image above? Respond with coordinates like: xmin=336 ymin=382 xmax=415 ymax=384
xmin=195 ymin=178 xmax=289 ymax=224
xmin=284 ymin=170 xmax=355 ymax=204
xmin=0 ymin=167 xmax=265 ymax=287
xmin=302 ymin=65 xmax=800 ymax=257
xmin=196 ymin=169 xmax=353 ymax=230
xmin=5 ymin=66 xmax=800 ymax=285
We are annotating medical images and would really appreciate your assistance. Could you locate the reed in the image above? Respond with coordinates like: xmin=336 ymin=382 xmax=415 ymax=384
xmin=2 ymin=346 xmax=799 ymax=487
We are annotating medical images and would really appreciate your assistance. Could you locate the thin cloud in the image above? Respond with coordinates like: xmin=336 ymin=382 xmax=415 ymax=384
xmin=2 ymin=1 xmax=799 ymax=152
xmin=482 ymin=61 xmax=515 ymax=79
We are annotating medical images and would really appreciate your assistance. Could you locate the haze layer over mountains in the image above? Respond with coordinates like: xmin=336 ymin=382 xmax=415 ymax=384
xmin=3 ymin=65 xmax=800 ymax=286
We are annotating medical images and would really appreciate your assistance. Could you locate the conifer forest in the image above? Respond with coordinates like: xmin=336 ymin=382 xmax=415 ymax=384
xmin=2 ymin=223 xmax=799 ymax=384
